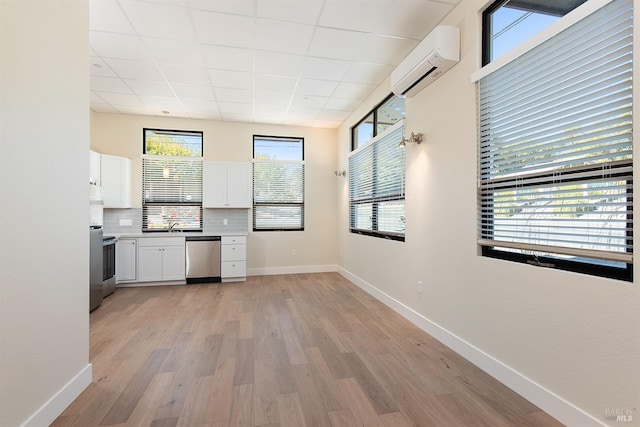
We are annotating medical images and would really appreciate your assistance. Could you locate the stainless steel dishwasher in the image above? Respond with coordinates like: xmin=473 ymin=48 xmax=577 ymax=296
xmin=185 ymin=235 xmax=221 ymax=284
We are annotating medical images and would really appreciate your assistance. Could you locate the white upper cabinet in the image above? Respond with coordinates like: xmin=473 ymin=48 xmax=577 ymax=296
xmin=101 ymin=153 xmax=132 ymax=208
xmin=203 ymin=161 xmax=251 ymax=208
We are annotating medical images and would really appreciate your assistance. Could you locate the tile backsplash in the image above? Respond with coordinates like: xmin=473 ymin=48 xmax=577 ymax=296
xmin=103 ymin=208 xmax=249 ymax=235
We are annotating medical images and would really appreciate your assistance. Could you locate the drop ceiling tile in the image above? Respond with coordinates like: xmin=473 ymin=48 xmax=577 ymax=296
xmin=332 ymin=82 xmax=376 ymax=100
xmin=188 ymin=0 xmax=255 ymax=16
xmin=180 ymin=99 xmax=219 ymax=112
xmin=90 ymin=57 xmax=117 ymax=77
xmin=90 ymin=32 xmax=151 ymax=60
xmin=313 ymin=119 xmax=343 ymax=128
xmin=91 ymin=76 xmax=133 ymax=93
xmin=254 ymin=114 xmax=286 ymax=125
xmin=189 ymin=111 xmax=223 ymax=120
xmin=202 ymin=45 xmax=253 ymax=71
xmin=317 ymin=109 xmax=350 ymax=121
xmin=125 ymin=79 xmax=175 ymax=96
xmin=357 ymin=35 xmax=417 ymax=65
xmin=319 ymin=0 xmax=394 ymax=33
xmin=104 ymin=58 xmax=165 ymax=80
xmin=120 ymin=0 xmax=196 ymax=41
xmin=290 ymin=95 xmax=327 ymax=109
xmin=192 ymin=10 xmax=254 ymax=48
xmin=308 ymin=27 xmax=368 ymax=61
xmin=255 ymin=51 xmax=305 ymax=77
xmin=114 ymin=105 xmax=162 ymax=116
xmin=254 ymin=104 xmax=288 ymax=116
xmin=378 ymin=0 xmax=454 ymax=39
xmin=254 ymin=91 xmax=292 ymax=107
xmin=300 ymin=57 xmax=350 ymax=81
xmin=91 ymin=103 xmax=119 ymax=113
xmin=90 ymin=0 xmax=135 ymax=34
xmin=295 ymin=78 xmax=338 ymax=97
xmin=94 ymin=91 xmax=144 ymax=106
xmin=159 ymin=64 xmax=210 ymax=85
xmin=209 ymin=70 xmax=252 ymax=90
xmin=218 ymin=102 xmax=254 ymax=114
xmin=144 ymin=38 xmax=205 ymax=67
xmin=222 ymin=113 xmax=255 ymax=122
xmin=324 ymin=97 xmax=360 ymax=111
xmin=287 ymin=107 xmax=320 ymax=120
xmin=255 ymin=75 xmax=297 ymax=93
xmin=284 ymin=117 xmax=316 ymax=127
xmin=257 ymin=0 xmax=324 ymax=25
xmin=215 ymin=88 xmax=253 ymax=103
xmin=139 ymin=95 xmax=184 ymax=111
xmin=91 ymin=92 xmax=107 ymax=103
xmin=171 ymin=83 xmax=215 ymax=100
xmin=256 ymin=19 xmax=314 ymax=55
xmin=343 ymin=62 xmax=393 ymax=85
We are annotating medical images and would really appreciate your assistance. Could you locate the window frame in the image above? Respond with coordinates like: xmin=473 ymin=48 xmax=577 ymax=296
xmin=481 ymin=0 xmax=587 ymax=66
xmin=477 ymin=0 xmax=634 ymax=282
xmin=252 ymin=134 xmax=305 ymax=232
xmin=351 ymin=93 xmax=405 ymax=151
xmin=349 ymin=121 xmax=406 ymax=242
xmin=142 ymin=128 xmax=204 ymax=233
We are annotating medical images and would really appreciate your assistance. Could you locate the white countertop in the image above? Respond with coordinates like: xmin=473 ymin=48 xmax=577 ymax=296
xmin=112 ymin=231 xmax=248 ymax=239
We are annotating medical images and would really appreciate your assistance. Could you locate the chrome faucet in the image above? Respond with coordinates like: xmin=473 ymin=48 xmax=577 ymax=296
xmin=168 ymin=222 xmax=179 ymax=232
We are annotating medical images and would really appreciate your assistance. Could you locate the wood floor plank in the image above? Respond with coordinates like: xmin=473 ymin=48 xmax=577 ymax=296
xmin=52 ymin=274 xmax=563 ymax=427
xmin=253 ymin=357 xmax=280 ymax=426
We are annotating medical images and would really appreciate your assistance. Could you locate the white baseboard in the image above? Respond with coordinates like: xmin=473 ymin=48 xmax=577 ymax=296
xmin=247 ymin=264 xmax=337 ymax=276
xmin=22 ymin=363 xmax=92 ymax=427
xmin=337 ymin=266 xmax=604 ymax=427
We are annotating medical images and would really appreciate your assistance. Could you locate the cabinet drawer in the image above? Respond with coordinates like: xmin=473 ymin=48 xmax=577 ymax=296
xmin=221 ymin=244 xmax=245 ymax=261
xmin=137 ymin=237 xmax=185 ymax=247
xmin=222 ymin=261 xmax=246 ymax=278
xmin=222 ymin=235 xmax=246 ymax=245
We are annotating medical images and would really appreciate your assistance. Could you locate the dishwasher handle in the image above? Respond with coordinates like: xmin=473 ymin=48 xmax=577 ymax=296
xmin=185 ymin=235 xmax=221 ymax=241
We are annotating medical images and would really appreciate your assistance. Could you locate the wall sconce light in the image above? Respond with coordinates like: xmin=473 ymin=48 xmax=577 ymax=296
xmin=399 ymin=132 xmax=424 ymax=147
xmin=334 ymin=170 xmax=346 ymax=177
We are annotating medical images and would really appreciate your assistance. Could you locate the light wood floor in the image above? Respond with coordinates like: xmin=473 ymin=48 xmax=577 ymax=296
xmin=53 ymin=272 xmax=563 ymax=427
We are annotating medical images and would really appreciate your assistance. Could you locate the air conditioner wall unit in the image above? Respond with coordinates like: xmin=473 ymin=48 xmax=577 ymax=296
xmin=391 ymin=25 xmax=460 ymax=98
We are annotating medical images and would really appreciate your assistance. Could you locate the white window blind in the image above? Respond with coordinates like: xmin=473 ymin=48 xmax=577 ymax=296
xmin=253 ymin=160 xmax=305 ymax=230
xmin=478 ymin=0 xmax=633 ymax=266
xmin=142 ymin=155 xmax=203 ymax=231
xmin=349 ymin=120 xmax=406 ymax=239
xmin=253 ymin=135 xmax=305 ymax=231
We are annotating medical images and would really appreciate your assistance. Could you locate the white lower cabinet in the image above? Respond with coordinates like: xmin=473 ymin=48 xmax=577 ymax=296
xmin=116 ymin=238 xmax=137 ymax=282
xmin=221 ymin=235 xmax=246 ymax=282
xmin=137 ymin=237 xmax=185 ymax=283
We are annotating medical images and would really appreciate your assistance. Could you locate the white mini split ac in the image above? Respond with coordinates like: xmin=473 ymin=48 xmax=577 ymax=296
xmin=391 ymin=25 xmax=460 ymax=98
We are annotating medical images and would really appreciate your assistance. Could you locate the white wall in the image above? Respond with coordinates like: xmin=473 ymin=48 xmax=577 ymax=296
xmin=90 ymin=112 xmax=338 ymax=273
xmin=0 ymin=0 xmax=91 ymax=426
xmin=337 ymin=1 xmax=640 ymax=425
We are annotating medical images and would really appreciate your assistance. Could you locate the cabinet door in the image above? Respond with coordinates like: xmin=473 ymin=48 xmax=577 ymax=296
xmin=203 ymin=161 xmax=227 ymax=208
xmin=137 ymin=246 xmax=163 ymax=282
xmin=116 ymin=239 xmax=137 ymax=282
xmin=162 ymin=245 xmax=186 ymax=281
xmin=102 ymin=154 xmax=132 ymax=208
xmin=226 ymin=162 xmax=251 ymax=208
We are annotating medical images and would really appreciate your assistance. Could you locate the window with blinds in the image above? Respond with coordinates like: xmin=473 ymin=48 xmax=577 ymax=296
xmin=142 ymin=129 xmax=203 ymax=232
xmin=477 ymin=0 xmax=633 ymax=281
xmin=349 ymin=121 xmax=406 ymax=241
xmin=253 ymin=135 xmax=304 ymax=231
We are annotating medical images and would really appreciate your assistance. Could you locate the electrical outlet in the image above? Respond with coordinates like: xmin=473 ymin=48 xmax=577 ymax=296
xmin=223 ymin=218 xmax=228 ymax=226
xmin=292 ymin=249 xmax=297 ymax=256
xmin=119 ymin=218 xmax=132 ymax=226
xmin=417 ymin=280 xmax=423 ymax=294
